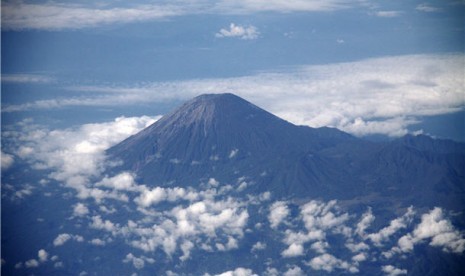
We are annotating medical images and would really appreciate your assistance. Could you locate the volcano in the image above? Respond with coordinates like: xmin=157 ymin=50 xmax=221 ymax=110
xmin=108 ymin=93 xmax=465 ymax=211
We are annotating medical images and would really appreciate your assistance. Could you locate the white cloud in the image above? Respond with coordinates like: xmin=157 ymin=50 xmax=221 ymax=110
xmin=1 ymin=74 xmax=54 ymax=83
xmin=53 ymin=234 xmax=72 ymax=246
xmin=307 ymin=253 xmax=357 ymax=273
xmin=90 ymin=215 xmax=118 ymax=233
xmin=90 ymin=191 xmax=250 ymax=258
xmin=53 ymin=233 xmax=84 ymax=246
xmin=38 ymin=249 xmax=48 ymax=262
xmin=214 ymin=0 xmax=362 ymax=13
xmin=385 ymin=207 xmax=465 ymax=258
xmin=122 ymin=253 xmax=154 ymax=270
xmin=1 ymin=151 xmax=14 ymax=170
xmin=1 ymin=2 xmax=186 ymax=30
xmin=355 ymin=207 xmax=375 ymax=238
xmin=375 ymin=11 xmax=402 ymax=17
xmin=367 ymin=207 xmax=415 ymax=246
xmin=300 ymin=200 xmax=349 ymax=231
xmin=24 ymin=259 xmax=39 ymax=268
xmin=213 ymin=267 xmax=257 ymax=276
xmin=282 ymin=243 xmax=304 ymax=257
xmin=134 ymin=187 xmax=168 ymax=207
xmin=180 ymin=240 xmax=194 ymax=261
xmin=416 ymin=3 xmax=441 ymax=12
xmin=6 ymin=116 xmax=158 ymax=203
xmin=352 ymin=252 xmax=367 ymax=263
xmin=73 ymin=203 xmax=89 ymax=217
xmin=216 ymin=23 xmax=259 ymax=40
xmin=134 ymin=186 xmax=199 ymax=208
xmin=409 ymin=207 xmax=464 ymax=253
xmin=310 ymin=240 xmax=329 ymax=254
xmin=229 ymin=149 xmax=239 ymax=159
xmin=7 ymin=54 xmax=461 ymax=138
xmin=268 ymin=201 xmax=289 ymax=228
xmin=96 ymin=172 xmax=138 ymax=191
xmin=251 ymin=241 xmax=266 ymax=252
xmin=283 ymin=265 xmax=305 ymax=276
xmin=90 ymin=238 xmax=106 ymax=246
xmin=381 ymin=265 xmax=407 ymax=276
xmin=1 ymin=1 xmax=365 ymax=30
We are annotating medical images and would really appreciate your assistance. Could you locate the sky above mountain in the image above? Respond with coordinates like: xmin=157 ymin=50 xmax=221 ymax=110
xmin=1 ymin=2 xmax=465 ymax=274
xmin=2 ymin=0 xmax=464 ymax=140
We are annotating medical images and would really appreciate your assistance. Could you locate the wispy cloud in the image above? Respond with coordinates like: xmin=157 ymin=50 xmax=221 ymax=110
xmin=1 ymin=74 xmax=54 ymax=83
xmin=2 ymin=0 xmax=366 ymax=31
xmin=216 ymin=23 xmax=259 ymax=40
xmin=416 ymin=3 xmax=442 ymax=12
xmin=5 ymin=54 xmax=463 ymax=138
xmin=214 ymin=0 xmax=363 ymax=13
xmin=1 ymin=2 xmax=186 ymax=31
xmin=374 ymin=11 xmax=403 ymax=17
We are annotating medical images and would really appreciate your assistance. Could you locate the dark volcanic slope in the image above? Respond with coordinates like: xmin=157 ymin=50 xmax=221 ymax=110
xmin=107 ymin=93 xmax=465 ymax=211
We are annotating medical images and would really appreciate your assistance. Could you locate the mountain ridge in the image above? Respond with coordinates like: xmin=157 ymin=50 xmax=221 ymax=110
xmin=107 ymin=93 xmax=465 ymax=211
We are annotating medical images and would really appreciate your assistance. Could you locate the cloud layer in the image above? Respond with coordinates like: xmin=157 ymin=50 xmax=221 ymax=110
xmin=4 ymin=115 xmax=465 ymax=275
xmin=4 ymin=54 xmax=463 ymax=137
xmin=2 ymin=0 xmax=365 ymax=30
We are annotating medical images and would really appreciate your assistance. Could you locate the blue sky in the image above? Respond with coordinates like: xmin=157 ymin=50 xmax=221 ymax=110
xmin=2 ymin=1 xmax=465 ymax=275
xmin=1 ymin=0 xmax=464 ymax=139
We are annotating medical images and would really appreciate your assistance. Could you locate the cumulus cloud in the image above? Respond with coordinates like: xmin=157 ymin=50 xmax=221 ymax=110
xmin=268 ymin=201 xmax=289 ymax=228
xmin=279 ymin=200 xmax=354 ymax=267
xmin=86 ymin=188 xmax=249 ymax=258
xmin=382 ymin=265 xmax=407 ymax=276
xmin=216 ymin=23 xmax=259 ymax=40
xmin=212 ymin=267 xmax=257 ymax=276
xmin=398 ymin=207 xmax=465 ymax=253
xmin=355 ymin=207 xmax=375 ymax=238
xmin=1 ymin=151 xmax=14 ymax=170
xmin=73 ymin=203 xmax=90 ymax=217
xmin=367 ymin=207 xmax=415 ymax=246
xmin=90 ymin=238 xmax=106 ymax=246
xmin=6 ymin=54 xmax=461 ymax=137
xmin=5 ymin=116 xmax=158 ymax=203
xmin=283 ymin=265 xmax=305 ymax=276
xmin=24 ymin=259 xmax=39 ymax=268
xmin=282 ymin=243 xmax=304 ymax=257
xmin=307 ymin=253 xmax=358 ymax=273
xmin=122 ymin=253 xmax=154 ymax=270
xmin=300 ymin=200 xmax=349 ymax=231
xmin=96 ymin=172 xmax=138 ymax=191
xmin=38 ymin=249 xmax=48 ymax=262
xmin=134 ymin=186 xmax=199 ymax=207
xmin=53 ymin=233 xmax=84 ymax=246
xmin=251 ymin=241 xmax=266 ymax=252
xmin=352 ymin=252 xmax=367 ymax=263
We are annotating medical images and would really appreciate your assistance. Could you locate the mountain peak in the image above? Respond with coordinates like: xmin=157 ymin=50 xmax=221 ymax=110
xmin=153 ymin=93 xmax=276 ymax=133
xmin=193 ymin=93 xmax=241 ymax=102
xmin=107 ymin=93 xmax=354 ymax=193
